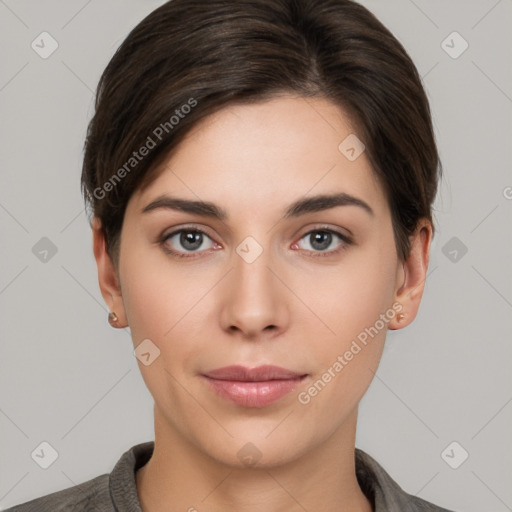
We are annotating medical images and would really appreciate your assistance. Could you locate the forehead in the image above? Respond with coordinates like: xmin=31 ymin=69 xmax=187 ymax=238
xmin=129 ymin=94 xmax=388 ymax=221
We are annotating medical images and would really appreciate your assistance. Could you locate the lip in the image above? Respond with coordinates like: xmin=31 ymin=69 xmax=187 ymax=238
xmin=201 ymin=365 xmax=308 ymax=408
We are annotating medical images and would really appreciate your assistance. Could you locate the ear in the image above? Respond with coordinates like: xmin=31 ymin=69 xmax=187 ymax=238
xmin=92 ymin=217 xmax=128 ymax=328
xmin=388 ymin=219 xmax=432 ymax=330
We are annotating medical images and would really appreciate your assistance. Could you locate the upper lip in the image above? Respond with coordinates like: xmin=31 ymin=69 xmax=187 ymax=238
xmin=203 ymin=365 xmax=306 ymax=381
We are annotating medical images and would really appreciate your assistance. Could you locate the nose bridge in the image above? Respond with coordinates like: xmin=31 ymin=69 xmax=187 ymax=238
xmin=220 ymin=232 xmax=287 ymax=335
xmin=233 ymin=233 xmax=279 ymax=299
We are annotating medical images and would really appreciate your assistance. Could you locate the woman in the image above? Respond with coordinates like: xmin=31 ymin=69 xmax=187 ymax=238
xmin=6 ymin=0 xmax=454 ymax=510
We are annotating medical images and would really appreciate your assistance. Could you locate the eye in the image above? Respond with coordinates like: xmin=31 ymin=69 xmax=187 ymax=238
xmin=160 ymin=227 xmax=218 ymax=258
xmin=159 ymin=225 xmax=352 ymax=259
xmin=293 ymin=228 xmax=352 ymax=257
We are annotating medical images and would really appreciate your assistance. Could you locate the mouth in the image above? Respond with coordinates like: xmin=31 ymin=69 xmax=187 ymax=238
xmin=201 ymin=365 xmax=309 ymax=408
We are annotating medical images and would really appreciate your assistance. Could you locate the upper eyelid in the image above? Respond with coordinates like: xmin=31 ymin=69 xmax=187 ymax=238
xmin=162 ymin=224 xmax=216 ymax=241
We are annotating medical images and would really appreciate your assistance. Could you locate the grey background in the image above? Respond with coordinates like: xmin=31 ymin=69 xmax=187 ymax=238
xmin=0 ymin=0 xmax=511 ymax=510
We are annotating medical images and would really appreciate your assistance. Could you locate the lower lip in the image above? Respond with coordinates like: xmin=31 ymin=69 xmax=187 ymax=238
xmin=202 ymin=376 xmax=307 ymax=408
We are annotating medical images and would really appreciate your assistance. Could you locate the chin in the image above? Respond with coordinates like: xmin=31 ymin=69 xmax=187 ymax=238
xmin=193 ymin=421 xmax=319 ymax=470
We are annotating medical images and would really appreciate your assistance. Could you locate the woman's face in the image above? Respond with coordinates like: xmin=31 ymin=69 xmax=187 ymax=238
xmin=99 ymin=94 xmax=430 ymax=467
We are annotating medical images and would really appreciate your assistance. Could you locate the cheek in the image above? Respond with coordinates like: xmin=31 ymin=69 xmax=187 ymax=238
xmin=295 ymin=237 xmax=397 ymax=402
xmin=119 ymin=255 xmax=205 ymax=409
xmin=297 ymin=278 xmax=390 ymax=422
xmin=302 ymin=242 xmax=397 ymax=348
xmin=119 ymin=246 xmax=217 ymax=372
xmin=120 ymin=240 xmax=193 ymax=339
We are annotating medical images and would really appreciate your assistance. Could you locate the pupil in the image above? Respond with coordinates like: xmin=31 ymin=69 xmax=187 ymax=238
xmin=181 ymin=231 xmax=202 ymax=250
xmin=311 ymin=231 xmax=331 ymax=251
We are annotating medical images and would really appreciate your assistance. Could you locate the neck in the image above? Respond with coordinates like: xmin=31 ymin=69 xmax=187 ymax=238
xmin=136 ymin=407 xmax=372 ymax=512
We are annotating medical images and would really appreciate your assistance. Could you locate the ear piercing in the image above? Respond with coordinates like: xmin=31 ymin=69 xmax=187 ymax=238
xmin=396 ymin=312 xmax=405 ymax=322
xmin=108 ymin=311 xmax=119 ymax=327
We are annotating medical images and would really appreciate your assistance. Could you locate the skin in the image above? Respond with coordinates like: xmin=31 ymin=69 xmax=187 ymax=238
xmin=93 ymin=94 xmax=431 ymax=512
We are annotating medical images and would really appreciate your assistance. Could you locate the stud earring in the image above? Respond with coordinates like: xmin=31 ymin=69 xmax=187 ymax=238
xmin=108 ymin=311 xmax=119 ymax=327
xmin=396 ymin=312 xmax=405 ymax=322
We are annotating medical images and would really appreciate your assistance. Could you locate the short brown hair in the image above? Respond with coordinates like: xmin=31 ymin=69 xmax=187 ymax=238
xmin=81 ymin=0 xmax=442 ymax=266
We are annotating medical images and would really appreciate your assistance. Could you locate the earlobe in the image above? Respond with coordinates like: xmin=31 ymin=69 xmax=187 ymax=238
xmin=389 ymin=220 xmax=432 ymax=331
xmin=91 ymin=217 xmax=128 ymax=328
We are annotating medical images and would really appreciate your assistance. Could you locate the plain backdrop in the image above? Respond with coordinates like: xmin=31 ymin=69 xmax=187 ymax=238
xmin=1 ymin=1 xmax=511 ymax=510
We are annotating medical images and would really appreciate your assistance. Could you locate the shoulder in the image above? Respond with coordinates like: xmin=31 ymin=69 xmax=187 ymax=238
xmin=3 ymin=473 xmax=112 ymax=512
xmin=355 ymin=448 xmax=457 ymax=512
xmin=3 ymin=441 xmax=154 ymax=512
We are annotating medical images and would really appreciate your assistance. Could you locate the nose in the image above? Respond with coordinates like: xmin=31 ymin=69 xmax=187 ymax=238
xmin=218 ymin=239 xmax=289 ymax=340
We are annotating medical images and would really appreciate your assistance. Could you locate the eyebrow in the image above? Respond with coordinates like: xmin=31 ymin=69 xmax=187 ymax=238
xmin=141 ymin=192 xmax=374 ymax=219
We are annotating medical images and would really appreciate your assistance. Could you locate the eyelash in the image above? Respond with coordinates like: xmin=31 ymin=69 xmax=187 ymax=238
xmin=158 ymin=225 xmax=353 ymax=259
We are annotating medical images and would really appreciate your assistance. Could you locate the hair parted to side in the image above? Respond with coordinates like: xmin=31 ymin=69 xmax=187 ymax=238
xmin=81 ymin=0 xmax=442 ymax=268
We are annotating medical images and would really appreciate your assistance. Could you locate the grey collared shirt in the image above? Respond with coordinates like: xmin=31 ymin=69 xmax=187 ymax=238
xmin=5 ymin=441 xmax=455 ymax=511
